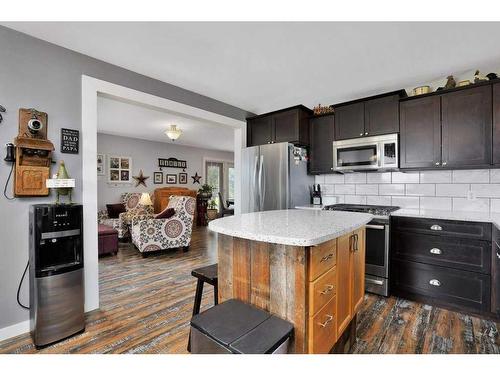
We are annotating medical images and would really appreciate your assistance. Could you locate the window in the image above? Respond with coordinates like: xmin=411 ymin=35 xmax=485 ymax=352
xmin=205 ymin=160 xmax=234 ymax=212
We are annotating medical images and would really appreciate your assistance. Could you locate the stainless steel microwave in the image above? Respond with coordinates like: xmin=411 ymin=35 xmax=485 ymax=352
xmin=332 ymin=133 xmax=398 ymax=172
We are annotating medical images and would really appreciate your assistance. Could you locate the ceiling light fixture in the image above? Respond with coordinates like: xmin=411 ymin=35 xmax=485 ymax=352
xmin=165 ymin=124 xmax=182 ymax=141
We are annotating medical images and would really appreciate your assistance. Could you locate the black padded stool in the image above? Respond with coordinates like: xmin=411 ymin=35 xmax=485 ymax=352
xmin=187 ymin=263 xmax=218 ymax=352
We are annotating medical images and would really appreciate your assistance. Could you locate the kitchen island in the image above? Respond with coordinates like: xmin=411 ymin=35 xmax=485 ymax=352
xmin=208 ymin=209 xmax=372 ymax=354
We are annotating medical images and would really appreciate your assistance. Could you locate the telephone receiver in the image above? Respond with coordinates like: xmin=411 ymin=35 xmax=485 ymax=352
xmin=4 ymin=143 xmax=15 ymax=163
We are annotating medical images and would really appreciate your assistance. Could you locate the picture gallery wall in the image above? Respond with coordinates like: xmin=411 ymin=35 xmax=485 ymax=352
xmin=96 ymin=133 xmax=233 ymax=209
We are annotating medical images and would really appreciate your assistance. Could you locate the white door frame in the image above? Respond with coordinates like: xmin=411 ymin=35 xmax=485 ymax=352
xmin=82 ymin=75 xmax=246 ymax=312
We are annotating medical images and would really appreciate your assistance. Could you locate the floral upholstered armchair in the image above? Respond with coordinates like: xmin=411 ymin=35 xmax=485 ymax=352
xmin=131 ymin=195 xmax=196 ymax=254
xmin=98 ymin=192 xmax=154 ymax=239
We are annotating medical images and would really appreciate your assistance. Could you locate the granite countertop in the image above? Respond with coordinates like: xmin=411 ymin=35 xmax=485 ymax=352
xmin=392 ymin=208 xmax=500 ymax=229
xmin=208 ymin=209 xmax=373 ymax=246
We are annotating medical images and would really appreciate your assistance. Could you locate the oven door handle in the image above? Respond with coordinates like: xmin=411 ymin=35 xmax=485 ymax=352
xmin=365 ymin=224 xmax=385 ymax=230
xmin=366 ymin=277 xmax=384 ymax=286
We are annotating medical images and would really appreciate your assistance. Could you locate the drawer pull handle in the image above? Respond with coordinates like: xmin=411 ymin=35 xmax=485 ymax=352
xmin=429 ymin=279 xmax=441 ymax=287
xmin=320 ymin=284 xmax=335 ymax=295
xmin=430 ymin=225 xmax=442 ymax=231
xmin=320 ymin=253 xmax=334 ymax=263
xmin=429 ymin=248 xmax=442 ymax=255
xmin=318 ymin=314 xmax=333 ymax=328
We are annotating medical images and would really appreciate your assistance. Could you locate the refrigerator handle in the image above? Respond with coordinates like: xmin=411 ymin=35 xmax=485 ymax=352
xmin=260 ymin=155 xmax=266 ymax=209
xmin=258 ymin=155 xmax=264 ymax=211
xmin=253 ymin=155 xmax=259 ymax=211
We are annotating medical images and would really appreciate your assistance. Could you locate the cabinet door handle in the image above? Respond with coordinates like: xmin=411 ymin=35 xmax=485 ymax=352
xmin=429 ymin=279 xmax=441 ymax=287
xmin=320 ymin=253 xmax=334 ymax=263
xmin=429 ymin=248 xmax=442 ymax=255
xmin=435 ymin=162 xmax=440 ymax=166
xmin=430 ymin=224 xmax=442 ymax=231
xmin=320 ymin=284 xmax=335 ymax=295
xmin=364 ymin=132 xmax=369 ymax=136
xmin=318 ymin=314 xmax=333 ymax=328
xmin=359 ymin=133 xmax=364 ymax=137
xmin=442 ymin=161 xmax=447 ymax=166
xmin=354 ymin=233 xmax=359 ymax=252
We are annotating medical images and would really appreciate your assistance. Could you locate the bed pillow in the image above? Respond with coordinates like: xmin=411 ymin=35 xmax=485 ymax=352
xmin=155 ymin=207 xmax=175 ymax=219
xmin=106 ymin=203 xmax=126 ymax=219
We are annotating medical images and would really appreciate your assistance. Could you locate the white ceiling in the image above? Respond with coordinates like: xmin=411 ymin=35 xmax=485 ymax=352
xmin=4 ymin=22 xmax=500 ymax=114
xmin=97 ymin=95 xmax=235 ymax=151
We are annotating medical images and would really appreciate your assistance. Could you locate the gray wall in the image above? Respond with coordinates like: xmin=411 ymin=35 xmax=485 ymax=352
xmin=0 ymin=26 xmax=251 ymax=332
xmin=97 ymin=133 xmax=233 ymax=209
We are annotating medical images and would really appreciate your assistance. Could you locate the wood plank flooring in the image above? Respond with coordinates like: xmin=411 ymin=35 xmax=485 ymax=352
xmin=0 ymin=226 xmax=498 ymax=354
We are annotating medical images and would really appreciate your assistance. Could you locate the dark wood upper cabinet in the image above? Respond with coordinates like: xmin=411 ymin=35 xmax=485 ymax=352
xmin=441 ymin=85 xmax=492 ymax=168
xmin=247 ymin=116 xmax=273 ymax=146
xmin=364 ymin=94 xmax=400 ymax=136
xmin=493 ymin=83 xmax=500 ymax=165
xmin=400 ymin=96 xmax=441 ymax=169
xmin=309 ymin=114 xmax=334 ymax=174
xmin=246 ymin=106 xmax=312 ymax=147
xmin=334 ymin=102 xmax=365 ymax=140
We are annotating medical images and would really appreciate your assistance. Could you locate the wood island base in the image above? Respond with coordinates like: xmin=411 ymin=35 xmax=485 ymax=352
xmin=216 ymin=226 xmax=366 ymax=354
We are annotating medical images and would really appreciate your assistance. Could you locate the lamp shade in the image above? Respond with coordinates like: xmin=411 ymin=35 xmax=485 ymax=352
xmin=139 ymin=192 xmax=153 ymax=206
xmin=165 ymin=124 xmax=182 ymax=141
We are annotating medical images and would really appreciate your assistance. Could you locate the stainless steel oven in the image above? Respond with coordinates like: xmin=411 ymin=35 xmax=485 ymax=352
xmin=332 ymin=133 xmax=398 ymax=172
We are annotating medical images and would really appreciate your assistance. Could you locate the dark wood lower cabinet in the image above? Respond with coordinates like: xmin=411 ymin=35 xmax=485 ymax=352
xmin=390 ymin=216 xmax=498 ymax=319
xmin=391 ymin=259 xmax=491 ymax=313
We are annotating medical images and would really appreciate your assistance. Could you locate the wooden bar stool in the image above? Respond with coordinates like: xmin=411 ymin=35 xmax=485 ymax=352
xmin=187 ymin=263 xmax=218 ymax=352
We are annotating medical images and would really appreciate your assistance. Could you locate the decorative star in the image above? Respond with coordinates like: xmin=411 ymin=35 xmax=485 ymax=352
xmin=191 ymin=172 xmax=202 ymax=184
xmin=133 ymin=169 xmax=149 ymax=187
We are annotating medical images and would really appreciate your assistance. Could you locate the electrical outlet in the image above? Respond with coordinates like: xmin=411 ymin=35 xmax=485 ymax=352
xmin=467 ymin=190 xmax=476 ymax=200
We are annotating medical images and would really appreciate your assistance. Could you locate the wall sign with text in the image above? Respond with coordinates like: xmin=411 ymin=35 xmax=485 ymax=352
xmin=158 ymin=157 xmax=187 ymax=170
xmin=60 ymin=128 xmax=79 ymax=154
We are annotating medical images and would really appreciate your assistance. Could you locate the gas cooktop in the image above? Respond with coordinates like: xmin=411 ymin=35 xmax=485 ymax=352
xmin=323 ymin=204 xmax=400 ymax=217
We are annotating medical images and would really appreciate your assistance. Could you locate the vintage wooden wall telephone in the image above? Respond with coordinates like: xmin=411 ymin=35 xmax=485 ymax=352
xmin=6 ymin=108 xmax=55 ymax=196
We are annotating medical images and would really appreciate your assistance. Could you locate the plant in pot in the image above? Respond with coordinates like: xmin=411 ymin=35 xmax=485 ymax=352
xmin=198 ymin=183 xmax=213 ymax=199
xmin=207 ymin=199 xmax=219 ymax=220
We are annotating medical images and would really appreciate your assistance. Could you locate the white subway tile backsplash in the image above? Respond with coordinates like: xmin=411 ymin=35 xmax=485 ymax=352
xmin=344 ymin=173 xmax=367 ymax=184
xmin=435 ymin=184 xmax=470 ymax=197
xmin=491 ymin=199 xmax=500 ymax=213
xmin=314 ymin=168 xmax=498 ymax=214
xmin=491 ymin=170 xmax=500 ymax=183
xmin=314 ymin=175 xmax=325 ymax=184
xmin=379 ymin=184 xmax=405 ymax=196
xmin=471 ymin=184 xmax=500 ymax=198
xmin=452 ymin=198 xmax=490 ymax=212
xmin=452 ymin=169 xmax=489 ymax=183
xmin=391 ymin=196 xmax=420 ymax=209
xmin=366 ymin=172 xmax=392 ymax=184
xmin=320 ymin=184 xmax=335 ymax=195
xmin=405 ymin=184 xmax=435 ymax=196
xmin=335 ymin=184 xmax=355 ymax=195
xmin=344 ymin=195 xmax=367 ymax=204
xmin=355 ymin=184 xmax=378 ymax=195
xmin=391 ymin=171 xmax=419 ymax=183
xmin=324 ymin=174 xmax=345 ymax=184
xmin=419 ymin=170 xmax=452 ymax=183
xmin=420 ymin=197 xmax=452 ymax=210
xmin=366 ymin=196 xmax=392 ymax=206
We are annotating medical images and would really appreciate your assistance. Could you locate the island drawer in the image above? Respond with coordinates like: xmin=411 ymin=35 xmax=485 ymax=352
xmin=309 ymin=267 xmax=336 ymax=316
xmin=308 ymin=295 xmax=337 ymax=354
xmin=391 ymin=216 xmax=491 ymax=241
xmin=391 ymin=259 xmax=491 ymax=312
xmin=391 ymin=232 xmax=491 ymax=274
xmin=309 ymin=239 xmax=336 ymax=281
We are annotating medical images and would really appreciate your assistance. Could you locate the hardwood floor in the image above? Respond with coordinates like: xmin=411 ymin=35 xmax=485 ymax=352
xmin=0 ymin=226 xmax=498 ymax=354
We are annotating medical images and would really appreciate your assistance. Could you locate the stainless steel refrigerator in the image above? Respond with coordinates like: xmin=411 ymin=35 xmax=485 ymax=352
xmin=241 ymin=142 xmax=313 ymax=213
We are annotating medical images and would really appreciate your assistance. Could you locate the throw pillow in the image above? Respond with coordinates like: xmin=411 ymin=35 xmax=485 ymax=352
xmin=155 ymin=207 xmax=175 ymax=219
xmin=106 ymin=203 xmax=126 ymax=219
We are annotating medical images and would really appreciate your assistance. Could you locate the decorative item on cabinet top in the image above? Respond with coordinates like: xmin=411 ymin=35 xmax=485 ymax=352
xmin=13 ymin=108 xmax=54 ymax=197
xmin=412 ymin=86 xmax=431 ymax=96
xmin=312 ymin=104 xmax=334 ymax=116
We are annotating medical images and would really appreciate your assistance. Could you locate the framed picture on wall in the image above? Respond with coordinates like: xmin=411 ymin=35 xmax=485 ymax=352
xmin=166 ymin=174 xmax=177 ymax=184
xmin=154 ymin=172 xmax=163 ymax=184
xmin=108 ymin=155 xmax=132 ymax=184
xmin=179 ymin=172 xmax=187 ymax=184
xmin=97 ymin=153 xmax=105 ymax=176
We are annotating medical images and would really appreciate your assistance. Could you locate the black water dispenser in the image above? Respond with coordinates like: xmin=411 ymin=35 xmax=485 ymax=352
xmin=29 ymin=204 xmax=85 ymax=346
